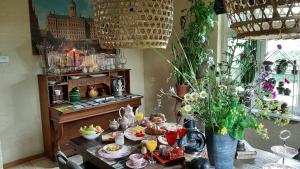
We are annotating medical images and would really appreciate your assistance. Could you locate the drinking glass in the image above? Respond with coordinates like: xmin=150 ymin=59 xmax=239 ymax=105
xmin=135 ymin=112 xmax=144 ymax=125
xmin=146 ymin=137 xmax=157 ymax=164
xmin=165 ymin=130 xmax=177 ymax=147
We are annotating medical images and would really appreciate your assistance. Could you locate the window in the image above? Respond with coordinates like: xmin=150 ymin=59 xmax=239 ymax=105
xmin=221 ymin=15 xmax=300 ymax=118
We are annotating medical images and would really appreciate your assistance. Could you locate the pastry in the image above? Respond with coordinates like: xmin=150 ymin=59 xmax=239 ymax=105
xmin=150 ymin=113 xmax=166 ymax=123
xmin=145 ymin=122 xmax=166 ymax=135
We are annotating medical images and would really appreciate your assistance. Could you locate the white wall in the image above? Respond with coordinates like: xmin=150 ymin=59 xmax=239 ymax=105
xmin=0 ymin=0 xmax=144 ymax=164
xmin=0 ymin=0 xmax=44 ymax=163
xmin=0 ymin=141 xmax=3 ymax=169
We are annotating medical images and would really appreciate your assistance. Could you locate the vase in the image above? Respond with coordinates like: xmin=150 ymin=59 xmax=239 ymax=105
xmin=205 ymin=128 xmax=238 ymax=169
xmin=176 ymin=84 xmax=189 ymax=98
xmin=183 ymin=119 xmax=196 ymax=129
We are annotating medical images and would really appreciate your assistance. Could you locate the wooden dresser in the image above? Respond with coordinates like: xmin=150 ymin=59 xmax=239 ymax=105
xmin=37 ymin=69 xmax=142 ymax=160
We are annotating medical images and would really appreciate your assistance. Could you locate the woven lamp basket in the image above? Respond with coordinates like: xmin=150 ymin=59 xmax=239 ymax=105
xmin=93 ymin=0 xmax=173 ymax=49
xmin=224 ymin=0 xmax=300 ymax=39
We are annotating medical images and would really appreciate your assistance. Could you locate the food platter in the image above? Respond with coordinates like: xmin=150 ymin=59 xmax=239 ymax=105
xmin=103 ymin=143 xmax=123 ymax=155
xmin=98 ymin=145 xmax=131 ymax=159
xmin=271 ymin=145 xmax=298 ymax=158
xmin=124 ymin=126 xmax=148 ymax=141
xmin=262 ymin=163 xmax=296 ymax=169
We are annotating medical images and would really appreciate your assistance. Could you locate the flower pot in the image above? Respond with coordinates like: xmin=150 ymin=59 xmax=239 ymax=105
xmin=278 ymin=81 xmax=284 ymax=87
xmin=276 ymin=64 xmax=287 ymax=74
xmin=277 ymin=86 xmax=284 ymax=94
xmin=205 ymin=128 xmax=238 ymax=169
xmin=183 ymin=119 xmax=196 ymax=129
xmin=284 ymin=88 xmax=291 ymax=96
xmin=263 ymin=61 xmax=273 ymax=72
xmin=176 ymin=85 xmax=189 ymax=98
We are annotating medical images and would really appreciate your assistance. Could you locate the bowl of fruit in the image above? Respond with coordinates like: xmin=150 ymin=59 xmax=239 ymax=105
xmin=79 ymin=124 xmax=104 ymax=140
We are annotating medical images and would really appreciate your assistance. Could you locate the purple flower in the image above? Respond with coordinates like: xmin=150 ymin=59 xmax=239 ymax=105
xmin=272 ymin=91 xmax=277 ymax=99
xmin=258 ymin=71 xmax=269 ymax=80
xmin=262 ymin=81 xmax=274 ymax=91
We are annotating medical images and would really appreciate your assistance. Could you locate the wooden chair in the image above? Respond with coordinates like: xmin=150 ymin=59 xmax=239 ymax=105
xmin=55 ymin=151 xmax=99 ymax=169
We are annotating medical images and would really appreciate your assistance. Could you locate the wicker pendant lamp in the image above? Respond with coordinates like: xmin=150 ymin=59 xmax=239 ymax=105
xmin=224 ymin=0 xmax=300 ymax=39
xmin=93 ymin=0 xmax=174 ymax=49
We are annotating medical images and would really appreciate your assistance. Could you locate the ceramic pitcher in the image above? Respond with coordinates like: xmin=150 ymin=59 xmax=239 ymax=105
xmin=119 ymin=105 xmax=135 ymax=127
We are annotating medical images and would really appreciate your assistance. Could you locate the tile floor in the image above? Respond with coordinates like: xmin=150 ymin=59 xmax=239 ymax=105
xmin=6 ymin=155 xmax=83 ymax=169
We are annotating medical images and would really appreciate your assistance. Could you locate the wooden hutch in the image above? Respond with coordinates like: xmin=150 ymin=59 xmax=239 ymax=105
xmin=37 ymin=69 xmax=142 ymax=159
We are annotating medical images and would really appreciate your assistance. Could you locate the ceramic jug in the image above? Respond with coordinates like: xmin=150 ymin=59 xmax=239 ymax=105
xmin=119 ymin=105 xmax=135 ymax=127
xmin=109 ymin=119 xmax=119 ymax=131
xmin=88 ymin=86 xmax=98 ymax=98
xmin=118 ymin=115 xmax=129 ymax=130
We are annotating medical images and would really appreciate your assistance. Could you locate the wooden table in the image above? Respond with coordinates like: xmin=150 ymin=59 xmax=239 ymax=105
xmin=70 ymin=136 xmax=300 ymax=169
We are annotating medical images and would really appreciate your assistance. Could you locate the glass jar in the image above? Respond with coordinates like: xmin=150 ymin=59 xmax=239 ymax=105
xmin=115 ymin=131 xmax=124 ymax=145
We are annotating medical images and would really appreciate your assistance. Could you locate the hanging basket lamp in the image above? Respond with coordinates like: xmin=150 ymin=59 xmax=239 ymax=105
xmin=224 ymin=0 xmax=300 ymax=39
xmin=93 ymin=0 xmax=174 ymax=49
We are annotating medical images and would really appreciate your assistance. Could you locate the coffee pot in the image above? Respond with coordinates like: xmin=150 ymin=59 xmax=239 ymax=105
xmin=119 ymin=105 xmax=135 ymax=127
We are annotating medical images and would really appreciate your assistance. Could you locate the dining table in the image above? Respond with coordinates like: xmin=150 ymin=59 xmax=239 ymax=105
xmin=70 ymin=132 xmax=300 ymax=169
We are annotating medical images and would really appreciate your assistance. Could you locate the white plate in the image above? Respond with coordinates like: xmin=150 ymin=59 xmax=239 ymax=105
xmin=262 ymin=163 xmax=295 ymax=169
xmin=271 ymin=145 xmax=298 ymax=158
xmin=103 ymin=143 xmax=123 ymax=155
xmin=126 ymin=159 xmax=148 ymax=169
xmin=89 ymin=74 xmax=107 ymax=77
xmin=158 ymin=135 xmax=168 ymax=145
xmin=69 ymin=76 xmax=81 ymax=79
xmin=124 ymin=127 xmax=148 ymax=141
xmin=98 ymin=145 xmax=131 ymax=159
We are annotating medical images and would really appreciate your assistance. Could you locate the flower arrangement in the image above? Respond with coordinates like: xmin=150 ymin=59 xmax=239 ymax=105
xmin=158 ymin=39 xmax=290 ymax=140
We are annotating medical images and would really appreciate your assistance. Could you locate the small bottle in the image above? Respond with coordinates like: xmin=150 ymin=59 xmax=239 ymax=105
xmin=141 ymin=146 xmax=147 ymax=155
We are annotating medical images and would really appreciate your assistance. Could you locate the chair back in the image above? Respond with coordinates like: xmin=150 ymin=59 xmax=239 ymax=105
xmin=56 ymin=151 xmax=68 ymax=169
xmin=55 ymin=151 xmax=83 ymax=169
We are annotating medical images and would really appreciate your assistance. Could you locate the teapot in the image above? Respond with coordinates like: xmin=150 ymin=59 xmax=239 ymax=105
xmin=109 ymin=119 xmax=119 ymax=131
xmin=119 ymin=105 xmax=135 ymax=127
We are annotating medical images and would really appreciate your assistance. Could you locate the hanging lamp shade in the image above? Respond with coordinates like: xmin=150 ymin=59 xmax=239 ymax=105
xmin=93 ymin=0 xmax=174 ymax=49
xmin=224 ymin=0 xmax=300 ymax=39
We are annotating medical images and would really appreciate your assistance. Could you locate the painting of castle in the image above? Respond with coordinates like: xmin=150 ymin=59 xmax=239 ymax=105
xmin=29 ymin=0 xmax=114 ymax=54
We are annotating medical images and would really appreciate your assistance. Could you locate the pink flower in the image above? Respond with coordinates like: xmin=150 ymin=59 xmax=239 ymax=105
xmin=285 ymin=78 xmax=290 ymax=84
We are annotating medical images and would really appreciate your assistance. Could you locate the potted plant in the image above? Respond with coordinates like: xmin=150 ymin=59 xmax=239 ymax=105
xmin=284 ymin=88 xmax=291 ymax=96
xmin=262 ymin=61 xmax=274 ymax=72
xmin=171 ymin=45 xmax=190 ymax=98
xmin=276 ymin=59 xmax=289 ymax=74
xmin=158 ymin=39 xmax=290 ymax=169
xmin=277 ymin=86 xmax=284 ymax=94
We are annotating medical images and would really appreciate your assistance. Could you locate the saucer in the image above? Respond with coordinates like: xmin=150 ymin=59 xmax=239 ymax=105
xmin=126 ymin=159 xmax=148 ymax=169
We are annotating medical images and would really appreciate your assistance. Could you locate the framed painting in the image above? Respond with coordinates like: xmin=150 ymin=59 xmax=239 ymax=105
xmin=28 ymin=0 xmax=115 ymax=55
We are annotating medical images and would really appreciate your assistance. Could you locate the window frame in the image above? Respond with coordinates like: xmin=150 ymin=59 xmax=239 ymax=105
xmin=220 ymin=15 xmax=300 ymax=119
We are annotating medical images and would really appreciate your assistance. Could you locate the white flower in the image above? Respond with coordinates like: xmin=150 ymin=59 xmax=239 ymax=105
xmin=169 ymin=86 xmax=176 ymax=95
xmin=191 ymin=92 xmax=199 ymax=101
xmin=199 ymin=91 xmax=208 ymax=98
xmin=184 ymin=105 xmax=192 ymax=112
xmin=184 ymin=93 xmax=192 ymax=101
xmin=208 ymin=56 xmax=214 ymax=66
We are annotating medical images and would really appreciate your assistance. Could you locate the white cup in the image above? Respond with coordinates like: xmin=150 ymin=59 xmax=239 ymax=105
xmin=54 ymin=90 xmax=61 ymax=96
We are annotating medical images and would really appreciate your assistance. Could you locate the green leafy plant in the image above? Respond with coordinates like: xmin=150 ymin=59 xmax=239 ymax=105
xmin=158 ymin=38 xmax=290 ymax=140
xmin=171 ymin=0 xmax=215 ymax=85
